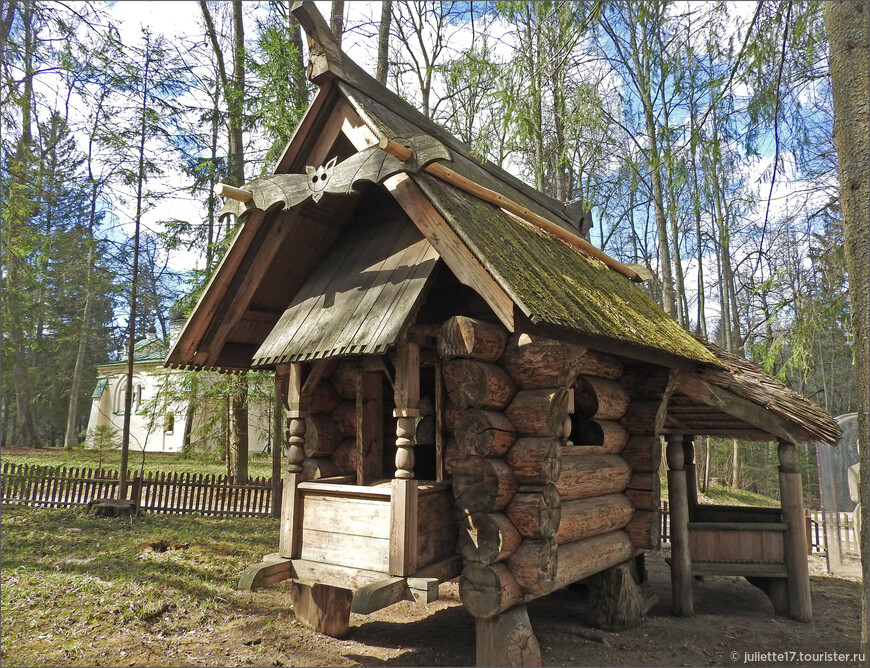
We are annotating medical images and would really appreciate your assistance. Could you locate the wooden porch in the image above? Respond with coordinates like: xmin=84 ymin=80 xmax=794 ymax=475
xmin=665 ymin=436 xmax=812 ymax=622
xmin=240 ymin=474 xmax=460 ymax=631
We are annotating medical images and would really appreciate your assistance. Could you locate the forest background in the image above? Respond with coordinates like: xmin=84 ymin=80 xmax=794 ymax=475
xmin=0 ymin=1 xmax=860 ymax=497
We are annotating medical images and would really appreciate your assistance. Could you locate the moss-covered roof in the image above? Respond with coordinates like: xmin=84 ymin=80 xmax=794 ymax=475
xmin=412 ymin=172 xmax=718 ymax=365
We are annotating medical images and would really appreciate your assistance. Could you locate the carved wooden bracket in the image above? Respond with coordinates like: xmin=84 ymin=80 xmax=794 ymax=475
xmin=219 ymin=134 xmax=452 ymax=220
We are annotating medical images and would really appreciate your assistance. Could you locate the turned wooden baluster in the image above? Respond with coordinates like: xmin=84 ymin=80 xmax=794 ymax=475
xmin=280 ymin=363 xmax=306 ymax=558
xmin=393 ymin=342 xmax=421 ymax=479
xmin=390 ymin=342 xmax=420 ymax=576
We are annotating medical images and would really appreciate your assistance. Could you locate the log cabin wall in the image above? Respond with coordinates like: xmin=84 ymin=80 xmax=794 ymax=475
xmin=437 ymin=316 xmax=650 ymax=618
xmin=619 ymin=363 xmax=670 ymax=551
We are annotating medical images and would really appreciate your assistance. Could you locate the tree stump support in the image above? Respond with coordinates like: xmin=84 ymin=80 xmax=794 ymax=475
xmin=474 ymin=604 xmax=541 ymax=667
xmin=586 ymin=560 xmax=647 ymax=632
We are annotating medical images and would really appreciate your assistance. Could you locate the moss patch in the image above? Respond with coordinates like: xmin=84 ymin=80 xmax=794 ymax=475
xmin=413 ymin=173 xmax=717 ymax=364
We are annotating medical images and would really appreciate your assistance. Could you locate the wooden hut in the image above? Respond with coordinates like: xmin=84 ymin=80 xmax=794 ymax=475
xmin=166 ymin=3 xmax=841 ymax=664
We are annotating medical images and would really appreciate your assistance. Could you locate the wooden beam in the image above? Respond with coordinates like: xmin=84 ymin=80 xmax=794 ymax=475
xmin=275 ymin=80 xmax=337 ymax=173
xmin=385 ymin=172 xmax=515 ymax=332
xmin=407 ymin=577 xmax=439 ymax=603
xmin=166 ymin=208 xmax=267 ymax=366
xmin=215 ymin=183 xmax=252 ymax=202
xmin=343 ymin=116 xmax=380 ymax=151
xmin=203 ymin=208 xmax=300 ymax=366
xmin=238 ymin=557 xmax=292 ymax=590
xmin=377 ymin=139 xmax=639 ymax=283
xmin=351 ymin=577 xmax=411 ymax=614
xmin=674 ymin=372 xmax=815 ymax=444
xmin=288 ymin=558 xmax=391 ymax=590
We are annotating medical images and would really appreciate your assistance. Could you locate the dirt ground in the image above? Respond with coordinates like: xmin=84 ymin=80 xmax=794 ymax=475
xmin=66 ymin=550 xmax=864 ymax=668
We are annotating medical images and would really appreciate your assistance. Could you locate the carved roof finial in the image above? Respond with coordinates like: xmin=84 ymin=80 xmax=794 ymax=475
xmin=291 ymin=1 xmax=347 ymax=83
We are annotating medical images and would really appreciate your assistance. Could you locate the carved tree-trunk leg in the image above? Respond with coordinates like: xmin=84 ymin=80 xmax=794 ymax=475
xmin=587 ymin=560 xmax=647 ymax=632
xmin=290 ymin=582 xmax=353 ymax=638
xmin=475 ymin=604 xmax=541 ymax=667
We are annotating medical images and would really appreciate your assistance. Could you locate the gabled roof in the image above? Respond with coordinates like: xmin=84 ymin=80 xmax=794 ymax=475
xmin=164 ymin=3 xmax=717 ymax=372
xmin=161 ymin=1 xmax=842 ymax=448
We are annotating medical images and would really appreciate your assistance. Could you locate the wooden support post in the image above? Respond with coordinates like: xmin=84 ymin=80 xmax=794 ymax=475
xmin=290 ymin=582 xmax=353 ymax=638
xmin=280 ymin=363 xmax=307 ymax=558
xmin=778 ymin=441 xmax=812 ymax=622
xmin=434 ymin=360 xmax=445 ymax=482
xmin=390 ymin=478 xmax=419 ymax=576
xmin=272 ymin=368 xmax=288 ymax=517
xmin=390 ymin=344 xmax=421 ymax=575
xmin=475 ymin=604 xmax=542 ymax=667
xmin=286 ymin=364 xmax=306 ymax=474
xmin=394 ymin=342 xmax=420 ymax=479
xmin=356 ymin=370 xmax=383 ymax=485
xmin=666 ymin=436 xmax=693 ymax=616
xmin=279 ymin=472 xmax=303 ymax=558
xmin=683 ymin=436 xmax=698 ymax=511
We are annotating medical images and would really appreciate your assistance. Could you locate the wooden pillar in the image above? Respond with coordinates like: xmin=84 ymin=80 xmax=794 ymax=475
xmin=394 ymin=342 xmax=420 ymax=479
xmin=683 ymin=436 xmax=698 ymax=511
xmin=272 ymin=367 xmax=289 ymax=517
xmin=778 ymin=441 xmax=812 ymax=622
xmin=356 ymin=369 xmax=383 ymax=485
xmin=434 ymin=360 xmax=445 ymax=482
xmin=475 ymin=604 xmax=541 ymax=667
xmin=280 ymin=363 xmax=306 ymax=558
xmin=390 ymin=342 xmax=420 ymax=575
xmin=666 ymin=435 xmax=693 ymax=616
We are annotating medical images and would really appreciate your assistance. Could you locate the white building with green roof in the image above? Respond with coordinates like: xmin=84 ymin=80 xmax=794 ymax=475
xmin=86 ymin=323 xmax=271 ymax=455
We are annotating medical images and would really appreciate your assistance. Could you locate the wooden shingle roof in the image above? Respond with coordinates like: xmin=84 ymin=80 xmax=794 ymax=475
xmin=253 ymin=214 xmax=438 ymax=365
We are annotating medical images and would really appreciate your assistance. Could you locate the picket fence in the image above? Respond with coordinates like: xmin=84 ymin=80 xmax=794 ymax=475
xmin=0 ymin=462 xmax=274 ymax=517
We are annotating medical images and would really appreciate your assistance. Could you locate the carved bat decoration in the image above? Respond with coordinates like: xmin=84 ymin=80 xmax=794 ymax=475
xmin=218 ymin=134 xmax=452 ymax=220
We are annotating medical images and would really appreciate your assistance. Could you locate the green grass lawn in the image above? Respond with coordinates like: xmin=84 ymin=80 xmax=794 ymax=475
xmin=1 ymin=504 xmax=279 ymax=667
xmin=1 ymin=446 xmax=276 ymax=479
xmin=660 ymin=476 xmax=780 ymax=507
